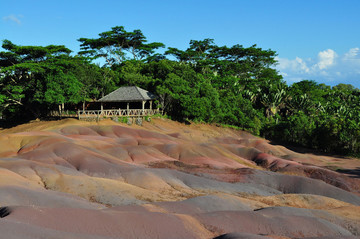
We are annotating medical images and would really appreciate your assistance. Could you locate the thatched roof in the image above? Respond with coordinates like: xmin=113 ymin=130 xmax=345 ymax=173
xmin=97 ymin=86 xmax=156 ymax=103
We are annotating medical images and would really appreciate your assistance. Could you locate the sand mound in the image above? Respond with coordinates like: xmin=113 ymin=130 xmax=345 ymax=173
xmin=0 ymin=118 xmax=360 ymax=238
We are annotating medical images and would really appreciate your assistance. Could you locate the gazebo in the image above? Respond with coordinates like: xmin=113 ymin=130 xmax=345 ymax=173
xmin=77 ymin=86 xmax=158 ymax=120
xmin=97 ymin=86 xmax=157 ymax=111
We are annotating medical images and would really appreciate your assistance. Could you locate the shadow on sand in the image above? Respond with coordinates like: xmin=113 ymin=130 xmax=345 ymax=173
xmin=337 ymin=167 xmax=360 ymax=178
xmin=268 ymin=139 xmax=350 ymax=158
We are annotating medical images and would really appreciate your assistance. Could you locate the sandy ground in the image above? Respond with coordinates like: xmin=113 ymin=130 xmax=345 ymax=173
xmin=0 ymin=117 xmax=360 ymax=239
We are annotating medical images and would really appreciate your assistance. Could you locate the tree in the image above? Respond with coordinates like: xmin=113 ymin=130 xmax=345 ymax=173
xmin=260 ymin=87 xmax=287 ymax=118
xmin=78 ymin=26 xmax=165 ymax=67
xmin=333 ymin=83 xmax=358 ymax=92
xmin=120 ymin=59 xmax=222 ymax=122
xmin=0 ymin=40 xmax=101 ymax=120
xmin=0 ymin=40 xmax=72 ymax=117
xmin=165 ymin=40 xmax=279 ymax=82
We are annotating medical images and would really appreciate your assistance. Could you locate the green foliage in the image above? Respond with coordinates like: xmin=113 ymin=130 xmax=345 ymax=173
xmin=0 ymin=40 xmax=103 ymax=120
xmin=78 ymin=26 xmax=165 ymax=66
xmin=44 ymin=72 xmax=83 ymax=104
xmin=118 ymin=117 xmax=128 ymax=124
xmin=265 ymin=81 xmax=360 ymax=155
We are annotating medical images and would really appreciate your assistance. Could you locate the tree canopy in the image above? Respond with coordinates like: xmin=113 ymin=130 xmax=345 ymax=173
xmin=78 ymin=26 xmax=165 ymax=66
xmin=0 ymin=40 xmax=106 ymax=120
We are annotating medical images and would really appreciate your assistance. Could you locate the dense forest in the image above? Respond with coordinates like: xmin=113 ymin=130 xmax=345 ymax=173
xmin=1 ymin=26 xmax=359 ymax=156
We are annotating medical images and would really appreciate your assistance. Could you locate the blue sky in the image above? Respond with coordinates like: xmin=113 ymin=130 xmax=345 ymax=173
xmin=1 ymin=0 xmax=360 ymax=87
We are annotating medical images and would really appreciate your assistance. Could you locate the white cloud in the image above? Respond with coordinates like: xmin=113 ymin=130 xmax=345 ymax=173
xmin=2 ymin=14 xmax=22 ymax=24
xmin=276 ymin=57 xmax=310 ymax=73
xmin=314 ymin=49 xmax=337 ymax=70
xmin=276 ymin=48 xmax=360 ymax=87
xmin=344 ymin=47 xmax=360 ymax=60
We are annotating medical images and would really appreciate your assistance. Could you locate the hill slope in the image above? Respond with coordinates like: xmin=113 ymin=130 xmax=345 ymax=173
xmin=0 ymin=118 xmax=360 ymax=238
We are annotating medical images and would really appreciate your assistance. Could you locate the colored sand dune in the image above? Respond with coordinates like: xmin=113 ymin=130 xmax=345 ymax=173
xmin=0 ymin=118 xmax=360 ymax=238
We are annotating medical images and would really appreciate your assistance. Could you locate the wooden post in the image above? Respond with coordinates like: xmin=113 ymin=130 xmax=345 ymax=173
xmin=127 ymin=103 xmax=129 ymax=116
xmin=101 ymin=103 xmax=103 ymax=112
xmin=142 ymin=101 xmax=145 ymax=115
xmin=150 ymin=101 xmax=153 ymax=110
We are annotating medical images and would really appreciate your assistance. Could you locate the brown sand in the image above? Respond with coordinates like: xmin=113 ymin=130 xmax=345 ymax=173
xmin=0 ymin=118 xmax=359 ymax=238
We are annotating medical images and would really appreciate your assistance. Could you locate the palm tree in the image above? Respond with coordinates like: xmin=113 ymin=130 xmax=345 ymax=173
xmin=260 ymin=88 xmax=287 ymax=118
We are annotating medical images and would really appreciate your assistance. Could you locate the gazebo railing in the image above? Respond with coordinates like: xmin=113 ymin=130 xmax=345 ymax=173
xmin=77 ymin=108 xmax=160 ymax=119
xmin=48 ymin=110 xmax=78 ymax=117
